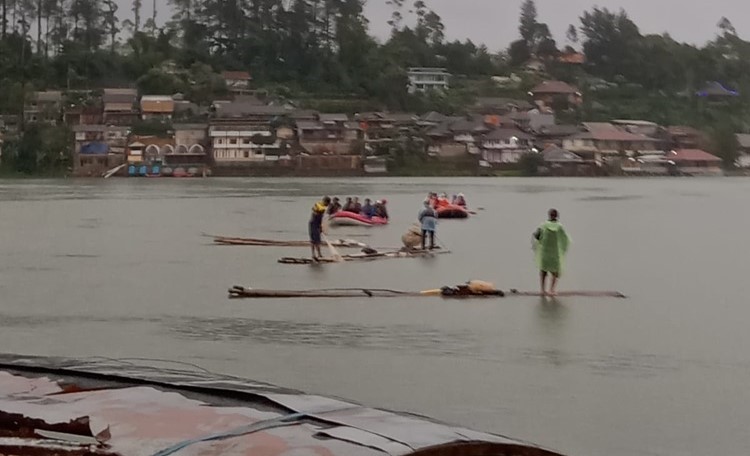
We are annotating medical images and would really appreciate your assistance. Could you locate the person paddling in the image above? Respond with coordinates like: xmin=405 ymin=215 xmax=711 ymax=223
xmin=309 ymin=196 xmax=331 ymax=261
xmin=533 ymin=208 xmax=570 ymax=297
xmin=418 ymin=200 xmax=438 ymax=250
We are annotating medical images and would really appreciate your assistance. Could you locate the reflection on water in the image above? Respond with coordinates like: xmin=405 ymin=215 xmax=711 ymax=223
xmin=578 ymin=195 xmax=643 ymax=201
xmin=166 ymin=316 xmax=481 ymax=357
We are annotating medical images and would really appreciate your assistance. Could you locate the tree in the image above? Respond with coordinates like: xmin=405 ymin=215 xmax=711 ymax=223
xmin=101 ymin=0 xmax=118 ymax=53
xmin=717 ymin=16 xmax=736 ymax=37
xmin=385 ymin=0 xmax=403 ymax=32
xmin=519 ymin=0 xmax=538 ymax=44
xmin=508 ymin=39 xmax=530 ymax=66
xmin=129 ymin=0 xmax=141 ymax=33
xmin=579 ymin=7 xmax=641 ymax=81
xmin=711 ymin=122 xmax=739 ymax=169
xmin=566 ymin=24 xmax=578 ymax=45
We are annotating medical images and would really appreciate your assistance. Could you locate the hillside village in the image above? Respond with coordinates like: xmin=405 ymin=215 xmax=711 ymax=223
xmin=18 ymin=68 xmax=734 ymax=177
xmin=1 ymin=1 xmax=750 ymax=177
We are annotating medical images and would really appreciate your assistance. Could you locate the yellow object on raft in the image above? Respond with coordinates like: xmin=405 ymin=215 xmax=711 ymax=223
xmin=419 ymin=280 xmax=497 ymax=296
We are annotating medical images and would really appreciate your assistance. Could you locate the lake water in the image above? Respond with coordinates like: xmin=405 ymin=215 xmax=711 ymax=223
xmin=0 ymin=177 xmax=748 ymax=456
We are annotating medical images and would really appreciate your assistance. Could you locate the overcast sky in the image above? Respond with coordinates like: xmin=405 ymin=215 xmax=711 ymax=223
xmin=138 ymin=0 xmax=746 ymax=51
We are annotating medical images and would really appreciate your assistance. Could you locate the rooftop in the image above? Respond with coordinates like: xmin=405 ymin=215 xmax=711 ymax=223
xmin=483 ymin=128 xmax=532 ymax=141
xmin=543 ymin=145 xmax=584 ymax=163
xmin=72 ymin=125 xmax=130 ymax=133
xmin=319 ymin=113 xmax=349 ymax=123
xmin=215 ymin=103 xmax=290 ymax=118
xmin=531 ymin=81 xmax=580 ymax=95
xmin=34 ymin=91 xmax=63 ymax=102
xmin=582 ymin=122 xmax=620 ymax=133
xmin=534 ymin=124 xmax=580 ymax=136
xmin=407 ymin=67 xmax=450 ymax=74
xmin=696 ymin=81 xmax=739 ymax=97
xmin=570 ymin=130 xmax=660 ymax=142
xmin=611 ymin=119 xmax=659 ymax=127
xmin=667 ymin=149 xmax=722 ymax=162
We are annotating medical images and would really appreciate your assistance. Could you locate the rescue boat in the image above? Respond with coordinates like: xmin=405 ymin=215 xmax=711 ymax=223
xmin=328 ymin=211 xmax=389 ymax=227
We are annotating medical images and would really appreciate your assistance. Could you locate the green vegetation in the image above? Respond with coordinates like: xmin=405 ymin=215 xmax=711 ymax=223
xmin=1 ymin=125 xmax=70 ymax=176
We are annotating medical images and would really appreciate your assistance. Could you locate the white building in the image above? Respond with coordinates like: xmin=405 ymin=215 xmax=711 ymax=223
xmin=480 ymin=128 xmax=534 ymax=164
xmin=407 ymin=68 xmax=450 ymax=94
xmin=209 ymin=126 xmax=282 ymax=162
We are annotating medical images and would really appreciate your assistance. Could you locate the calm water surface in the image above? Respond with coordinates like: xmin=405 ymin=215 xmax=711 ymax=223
xmin=0 ymin=177 xmax=748 ymax=456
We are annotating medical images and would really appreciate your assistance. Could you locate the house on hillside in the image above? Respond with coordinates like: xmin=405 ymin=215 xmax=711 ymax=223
xmin=425 ymin=116 xmax=487 ymax=158
xmin=140 ymin=96 xmax=175 ymax=121
xmin=103 ymin=89 xmax=139 ymax=126
xmin=558 ymin=51 xmax=585 ymax=65
xmin=530 ymin=81 xmax=582 ymax=108
xmin=542 ymin=145 xmax=585 ymax=175
xmin=522 ymin=58 xmax=546 ymax=73
xmin=533 ymin=124 xmax=580 ymax=146
xmin=668 ymin=126 xmax=708 ymax=150
xmin=562 ymin=128 xmax=662 ymax=164
xmin=611 ymin=119 xmax=662 ymax=137
xmin=25 ymin=91 xmax=63 ymax=124
xmin=666 ymin=149 xmax=723 ymax=175
xmin=407 ymin=68 xmax=450 ymax=94
xmin=65 ymin=105 xmax=102 ymax=126
xmin=479 ymin=128 xmax=534 ymax=164
xmin=420 ymin=111 xmax=447 ymax=127
xmin=510 ymin=109 xmax=555 ymax=131
xmin=297 ymin=114 xmax=362 ymax=155
xmin=213 ymin=103 xmax=290 ymax=125
xmin=222 ymin=71 xmax=252 ymax=95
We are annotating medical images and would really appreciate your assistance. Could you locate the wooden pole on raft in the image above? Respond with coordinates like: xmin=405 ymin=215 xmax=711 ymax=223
xmin=227 ymin=286 xmax=626 ymax=299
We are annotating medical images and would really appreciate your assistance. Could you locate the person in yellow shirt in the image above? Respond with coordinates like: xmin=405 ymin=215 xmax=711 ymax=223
xmin=309 ymin=196 xmax=331 ymax=261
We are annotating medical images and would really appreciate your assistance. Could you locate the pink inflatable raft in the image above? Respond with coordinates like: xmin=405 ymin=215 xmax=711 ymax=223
xmin=328 ymin=211 xmax=389 ymax=227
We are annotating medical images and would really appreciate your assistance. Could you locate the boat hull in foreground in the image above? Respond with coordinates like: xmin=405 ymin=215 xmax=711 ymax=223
xmin=0 ymin=354 xmax=566 ymax=456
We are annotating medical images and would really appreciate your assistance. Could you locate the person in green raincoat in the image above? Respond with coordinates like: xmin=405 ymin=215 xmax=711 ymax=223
xmin=533 ymin=209 xmax=570 ymax=297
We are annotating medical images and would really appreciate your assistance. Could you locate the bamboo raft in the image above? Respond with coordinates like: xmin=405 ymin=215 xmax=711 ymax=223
xmin=228 ymin=285 xmax=626 ymax=299
xmin=210 ymin=235 xmax=369 ymax=248
xmin=278 ymin=248 xmax=450 ymax=264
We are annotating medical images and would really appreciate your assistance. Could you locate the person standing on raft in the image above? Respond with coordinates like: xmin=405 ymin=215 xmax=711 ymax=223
xmin=533 ymin=208 xmax=570 ymax=297
xmin=418 ymin=200 xmax=438 ymax=250
xmin=309 ymin=196 xmax=331 ymax=261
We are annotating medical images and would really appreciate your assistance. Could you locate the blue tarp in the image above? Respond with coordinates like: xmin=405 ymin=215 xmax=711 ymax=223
xmin=80 ymin=142 xmax=109 ymax=155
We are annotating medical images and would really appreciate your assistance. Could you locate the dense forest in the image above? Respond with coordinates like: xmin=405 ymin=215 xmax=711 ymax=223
xmin=1 ymin=0 xmax=749 ymax=173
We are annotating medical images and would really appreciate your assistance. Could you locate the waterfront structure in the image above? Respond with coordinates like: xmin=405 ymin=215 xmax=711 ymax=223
xmin=480 ymin=128 xmax=534 ymax=164
xmin=72 ymin=125 xmax=129 ymax=176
